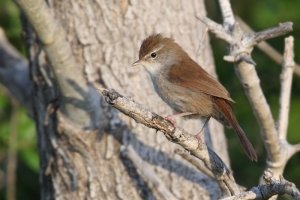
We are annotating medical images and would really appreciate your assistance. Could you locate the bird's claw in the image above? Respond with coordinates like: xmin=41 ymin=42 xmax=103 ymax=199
xmin=165 ymin=115 xmax=176 ymax=126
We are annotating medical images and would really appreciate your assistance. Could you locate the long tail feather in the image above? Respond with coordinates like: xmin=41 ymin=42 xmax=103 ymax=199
xmin=214 ymin=98 xmax=258 ymax=161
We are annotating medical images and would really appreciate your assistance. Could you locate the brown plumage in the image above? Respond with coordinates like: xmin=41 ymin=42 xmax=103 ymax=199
xmin=134 ymin=34 xmax=257 ymax=161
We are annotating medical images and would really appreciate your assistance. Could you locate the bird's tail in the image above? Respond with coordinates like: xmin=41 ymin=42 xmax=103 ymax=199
xmin=214 ymin=98 xmax=258 ymax=161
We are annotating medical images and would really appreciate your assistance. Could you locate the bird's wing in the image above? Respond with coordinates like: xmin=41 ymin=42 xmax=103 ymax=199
xmin=168 ymin=58 xmax=234 ymax=102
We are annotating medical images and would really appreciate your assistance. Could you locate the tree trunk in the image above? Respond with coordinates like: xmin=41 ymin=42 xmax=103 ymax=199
xmin=23 ymin=0 xmax=230 ymax=199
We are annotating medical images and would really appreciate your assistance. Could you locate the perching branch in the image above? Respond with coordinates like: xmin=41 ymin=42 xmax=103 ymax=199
xmin=96 ymin=87 xmax=240 ymax=196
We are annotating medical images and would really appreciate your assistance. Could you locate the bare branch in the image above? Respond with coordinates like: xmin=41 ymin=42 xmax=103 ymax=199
xmin=236 ymin=62 xmax=282 ymax=161
xmin=237 ymin=17 xmax=300 ymax=77
xmin=252 ymin=22 xmax=293 ymax=45
xmin=124 ymin=145 xmax=177 ymax=200
xmin=197 ymin=17 xmax=234 ymax=44
xmin=202 ymin=1 xmax=293 ymax=169
xmin=209 ymin=2 xmax=300 ymax=199
xmin=202 ymin=4 xmax=299 ymax=198
xmin=218 ymin=0 xmax=235 ymax=30
xmin=97 ymin=87 xmax=240 ymax=195
xmin=222 ymin=170 xmax=300 ymax=200
xmin=278 ymin=37 xmax=295 ymax=140
xmin=291 ymin=144 xmax=300 ymax=155
xmin=199 ymin=17 xmax=293 ymax=73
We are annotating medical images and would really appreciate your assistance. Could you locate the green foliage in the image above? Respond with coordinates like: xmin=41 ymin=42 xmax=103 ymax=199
xmin=0 ymin=92 xmax=39 ymax=199
xmin=16 ymin=109 xmax=39 ymax=171
xmin=0 ymin=0 xmax=24 ymax=52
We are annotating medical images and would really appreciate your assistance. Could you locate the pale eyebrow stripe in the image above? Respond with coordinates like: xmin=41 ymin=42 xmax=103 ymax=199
xmin=152 ymin=45 xmax=164 ymax=53
xmin=147 ymin=44 xmax=164 ymax=57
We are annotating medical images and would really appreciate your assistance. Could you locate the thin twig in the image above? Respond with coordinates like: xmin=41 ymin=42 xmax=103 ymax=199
xmin=278 ymin=37 xmax=295 ymax=140
xmin=292 ymin=144 xmax=300 ymax=155
xmin=197 ymin=17 xmax=234 ymax=44
xmin=252 ymin=22 xmax=293 ymax=45
xmin=218 ymin=0 xmax=235 ymax=30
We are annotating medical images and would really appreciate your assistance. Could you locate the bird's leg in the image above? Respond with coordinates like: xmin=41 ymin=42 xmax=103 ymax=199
xmin=195 ymin=117 xmax=211 ymax=142
xmin=165 ymin=112 xmax=194 ymax=126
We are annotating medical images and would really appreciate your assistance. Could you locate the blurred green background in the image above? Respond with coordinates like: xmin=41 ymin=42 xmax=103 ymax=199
xmin=0 ymin=0 xmax=299 ymax=199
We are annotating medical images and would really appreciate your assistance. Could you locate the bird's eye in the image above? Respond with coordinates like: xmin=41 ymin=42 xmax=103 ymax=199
xmin=151 ymin=52 xmax=157 ymax=58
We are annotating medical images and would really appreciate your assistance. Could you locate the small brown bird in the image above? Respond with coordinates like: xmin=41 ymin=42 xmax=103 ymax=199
xmin=133 ymin=34 xmax=257 ymax=161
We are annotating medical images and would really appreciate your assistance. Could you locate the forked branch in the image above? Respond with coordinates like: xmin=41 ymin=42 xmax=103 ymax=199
xmin=236 ymin=17 xmax=300 ymax=77
xmin=199 ymin=0 xmax=299 ymax=198
xmin=200 ymin=0 xmax=297 ymax=176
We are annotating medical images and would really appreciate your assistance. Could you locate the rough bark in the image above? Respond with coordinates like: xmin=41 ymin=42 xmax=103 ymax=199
xmin=15 ymin=0 xmax=231 ymax=199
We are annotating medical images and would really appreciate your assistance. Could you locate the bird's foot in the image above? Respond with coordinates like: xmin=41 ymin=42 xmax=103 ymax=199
xmin=194 ymin=131 xmax=204 ymax=144
xmin=165 ymin=115 xmax=177 ymax=126
xmin=164 ymin=112 xmax=194 ymax=126
xmin=194 ymin=117 xmax=210 ymax=144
